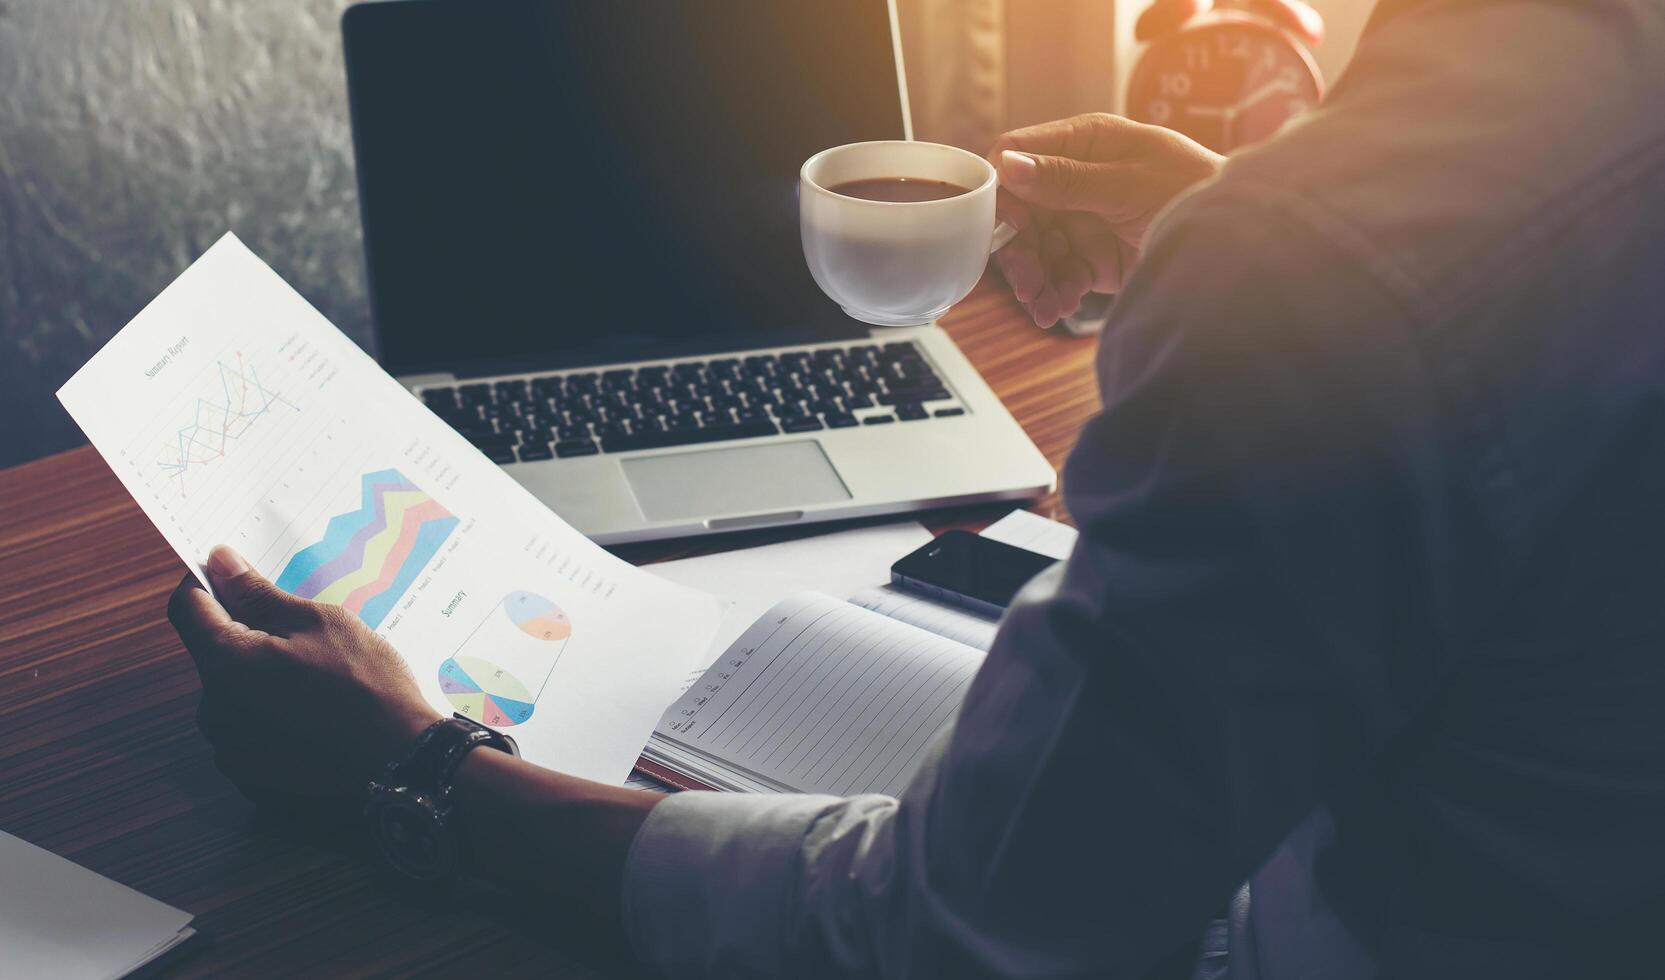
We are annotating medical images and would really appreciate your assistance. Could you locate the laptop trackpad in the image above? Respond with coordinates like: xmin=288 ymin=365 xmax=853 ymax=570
xmin=620 ymin=440 xmax=851 ymax=522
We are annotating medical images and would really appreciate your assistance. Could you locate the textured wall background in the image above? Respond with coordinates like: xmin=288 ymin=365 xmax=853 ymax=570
xmin=0 ymin=0 xmax=1366 ymax=468
xmin=0 ymin=0 xmax=367 ymax=467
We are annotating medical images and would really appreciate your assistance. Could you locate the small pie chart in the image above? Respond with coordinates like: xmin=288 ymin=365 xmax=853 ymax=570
xmin=504 ymin=590 xmax=572 ymax=642
xmin=438 ymin=656 xmax=536 ymax=727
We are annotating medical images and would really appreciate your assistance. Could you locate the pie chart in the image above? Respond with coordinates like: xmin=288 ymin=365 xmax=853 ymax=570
xmin=438 ymin=656 xmax=536 ymax=727
xmin=504 ymin=590 xmax=572 ymax=642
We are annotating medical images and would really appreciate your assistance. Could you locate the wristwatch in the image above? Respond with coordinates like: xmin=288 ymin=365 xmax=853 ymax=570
xmin=363 ymin=714 xmax=519 ymax=881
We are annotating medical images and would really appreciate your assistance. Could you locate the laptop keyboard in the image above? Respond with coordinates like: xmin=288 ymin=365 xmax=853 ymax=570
xmin=418 ymin=341 xmax=967 ymax=464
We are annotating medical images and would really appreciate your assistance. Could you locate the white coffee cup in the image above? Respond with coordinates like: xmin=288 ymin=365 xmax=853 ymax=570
xmin=800 ymin=140 xmax=1016 ymax=327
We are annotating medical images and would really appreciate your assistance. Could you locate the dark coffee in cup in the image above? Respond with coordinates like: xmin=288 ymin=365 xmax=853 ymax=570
xmin=802 ymin=140 xmax=1010 ymax=326
xmin=827 ymin=177 xmax=973 ymax=203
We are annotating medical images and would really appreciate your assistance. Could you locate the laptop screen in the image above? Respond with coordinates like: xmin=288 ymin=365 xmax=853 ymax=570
xmin=344 ymin=1 xmax=909 ymax=377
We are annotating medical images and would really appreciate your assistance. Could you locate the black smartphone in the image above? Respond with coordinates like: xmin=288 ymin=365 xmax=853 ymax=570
xmin=890 ymin=530 xmax=1059 ymax=618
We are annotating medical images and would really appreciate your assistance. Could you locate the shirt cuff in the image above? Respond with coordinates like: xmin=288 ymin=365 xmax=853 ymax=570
xmin=622 ymin=790 xmax=843 ymax=976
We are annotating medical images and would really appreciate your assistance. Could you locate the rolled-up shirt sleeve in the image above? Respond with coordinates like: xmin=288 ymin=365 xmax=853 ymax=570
xmin=622 ymin=188 xmax=1456 ymax=978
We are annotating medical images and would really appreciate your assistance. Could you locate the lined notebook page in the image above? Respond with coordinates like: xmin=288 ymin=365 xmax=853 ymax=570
xmin=847 ymin=585 xmax=999 ymax=652
xmin=657 ymin=591 xmax=984 ymax=796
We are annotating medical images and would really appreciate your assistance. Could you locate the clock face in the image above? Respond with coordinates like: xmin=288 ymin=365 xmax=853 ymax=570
xmin=1128 ymin=19 xmax=1322 ymax=152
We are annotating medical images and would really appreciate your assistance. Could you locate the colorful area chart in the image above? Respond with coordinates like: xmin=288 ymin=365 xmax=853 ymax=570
xmin=439 ymin=656 xmax=536 ymax=727
xmin=504 ymin=590 xmax=572 ymax=641
xmin=275 ymin=469 xmax=459 ymax=630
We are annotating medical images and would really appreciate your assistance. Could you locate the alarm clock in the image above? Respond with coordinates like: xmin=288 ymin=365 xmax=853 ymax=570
xmin=1126 ymin=0 xmax=1325 ymax=152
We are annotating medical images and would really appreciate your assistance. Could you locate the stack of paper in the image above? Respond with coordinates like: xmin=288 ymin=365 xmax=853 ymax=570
xmin=0 ymin=830 xmax=195 ymax=979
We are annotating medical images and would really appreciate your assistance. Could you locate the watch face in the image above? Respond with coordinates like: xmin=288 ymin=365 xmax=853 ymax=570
xmin=1129 ymin=18 xmax=1322 ymax=152
xmin=367 ymin=785 xmax=456 ymax=881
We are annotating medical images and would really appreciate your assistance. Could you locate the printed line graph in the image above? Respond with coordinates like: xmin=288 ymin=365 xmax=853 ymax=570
xmin=157 ymin=353 xmax=298 ymax=493
xmin=120 ymin=334 xmax=347 ymax=560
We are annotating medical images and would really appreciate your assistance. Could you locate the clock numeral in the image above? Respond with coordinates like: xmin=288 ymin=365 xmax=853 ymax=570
xmin=1217 ymin=33 xmax=1250 ymax=58
xmin=1184 ymin=44 xmax=1210 ymax=71
xmin=1159 ymin=72 xmax=1192 ymax=98
xmin=1147 ymin=99 xmax=1172 ymax=124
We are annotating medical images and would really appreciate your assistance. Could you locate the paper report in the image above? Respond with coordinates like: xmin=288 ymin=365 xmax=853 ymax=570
xmin=57 ymin=234 xmax=721 ymax=782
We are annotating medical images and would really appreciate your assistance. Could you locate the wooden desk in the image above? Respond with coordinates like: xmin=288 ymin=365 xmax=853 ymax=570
xmin=0 ymin=279 xmax=1100 ymax=978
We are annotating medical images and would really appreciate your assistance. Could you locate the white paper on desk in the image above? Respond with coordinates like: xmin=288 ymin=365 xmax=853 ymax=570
xmin=0 ymin=830 xmax=195 ymax=980
xmin=56 ymin=233 xmax=721 ymax=783
xmin=980 ymin=508 xmax=1079 ymax=560
xmin=646 ymin=522 xmax=934 ymax=689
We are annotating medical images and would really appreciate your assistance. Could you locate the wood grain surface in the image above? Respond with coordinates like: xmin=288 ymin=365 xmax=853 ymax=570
xmin=0 ymin=277 xmax=1101 ymax=978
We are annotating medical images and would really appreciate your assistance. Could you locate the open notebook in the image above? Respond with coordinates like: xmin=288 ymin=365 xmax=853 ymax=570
xmin=640 ymin=587 xmax=1001 ymax=795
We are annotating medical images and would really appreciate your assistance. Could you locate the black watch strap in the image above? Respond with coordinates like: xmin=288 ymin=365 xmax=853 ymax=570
xmin=393 ymin=714 xmax=520 ymax=793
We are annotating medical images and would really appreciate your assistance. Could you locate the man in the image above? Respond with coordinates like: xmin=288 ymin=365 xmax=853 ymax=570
xmin=168 ymin=0 xmax=1665 ymax=976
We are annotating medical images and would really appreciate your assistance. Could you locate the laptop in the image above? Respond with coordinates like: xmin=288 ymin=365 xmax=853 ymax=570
xmin=341 ymin=0 xmax=1054 ymax=545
